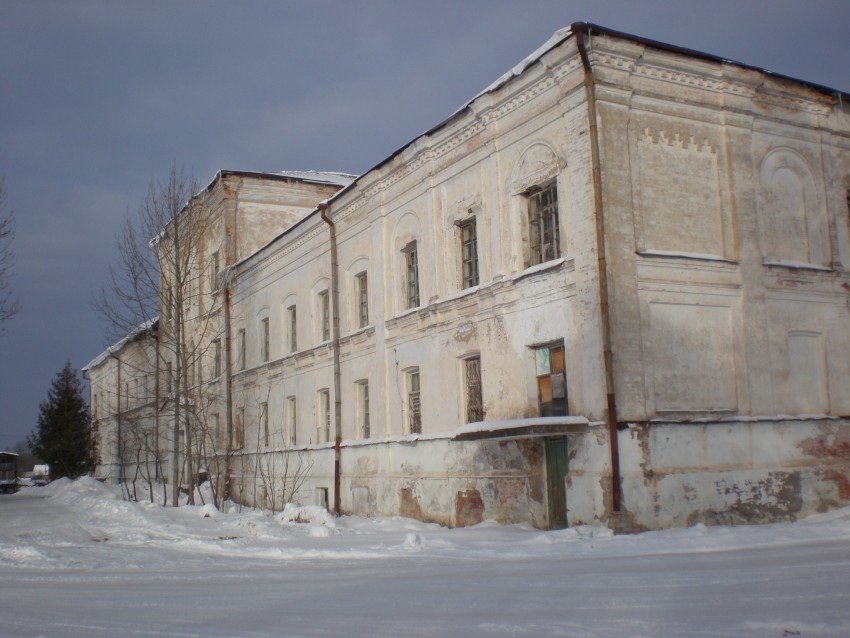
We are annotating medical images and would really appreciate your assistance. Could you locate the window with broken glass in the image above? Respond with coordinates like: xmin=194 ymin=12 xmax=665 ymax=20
xmin=535 ymin=342 xmax=567 ymax=416
xmin=465 ymin=356 xmax=483 ymax=423
xmin=527 ymin=182 xmax=560 ymax=266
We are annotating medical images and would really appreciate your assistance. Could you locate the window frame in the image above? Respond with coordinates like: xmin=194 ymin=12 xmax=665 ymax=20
xmin=402 ymin=242 xmax=420 ymax=309
xmin=260 ymin=317 xmax=270 ymax=363
xmin=356 ymin=379 xmax=370 ymax=438
xmin=405 ymin=368 xmax=422 ymax=434
xmin=534 ymin=341 xmax=567 ymax=417
xmin=285 ymin=396 xmax=297 ymax=446
xmin=458 ymin=217 xmax=479 ymax=289
xmin=526 ymin=181 xmax=561 ymax=267
xmin=463 ymin=355 xmax=483 ymax=423
xmin=355 ymin=271 xmax=369 ymax=329
xmin=287 ymin=304 xmax=298 ymax=353
xmin=317 ymin=389 xmax=331 ymax=443
xmin=237 ymin=329 xmax=246 ymax=371
xmin=318 ymin=290 xmax=330 ymax=342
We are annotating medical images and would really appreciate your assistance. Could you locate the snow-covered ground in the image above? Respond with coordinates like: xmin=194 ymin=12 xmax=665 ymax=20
xmin=1 ymin=479 xmax=848 ymax=637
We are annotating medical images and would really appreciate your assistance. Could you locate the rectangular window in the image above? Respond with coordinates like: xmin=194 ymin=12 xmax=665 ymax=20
xmin=213 ymin=339 xmax=222 ymax=378
xmin=407 ymin=369 xmax=421 ymax=434
xmin=261 ymin=318 xmax=270 ymax=362
xmin=288 ymin=305 xmax=298 ymax=353
xmin=238 ymin=329 xmax=246 ymax=371
xmin=528 ymin=182 xmax=560 ymax=266
xmin=233 ymin=407 xmax=245 ymax=450
xmin=286 ymin=396 xmax=297 ymax=446
xmin=355 ymin=272 xmax=369 ymax=328
xmin=166 ymin=361 xmax=173 ymax=392
xmin=465 ymin=356 xmax=483 ymax=423
xmin=403 ymin=242 xmax=420 ymax=309
xmin=209 ymin=251 xmax=219 ymax=294
xmin=459 ymin=219 xmax=479 ymax=289
xmin=318 ymin=389 xmax=331 ymax=442
xmin=211 ymin=413 xmax=221 ymax=448
xmin=319 ymin=291 xmax=330 ymax=342
xmin=535 ymin=342 xmax=567 ymax=416
xmin=260 ymin=402 xmax=269 ymax=448
xmin=357 ymin=380 xmax=370 ymax=438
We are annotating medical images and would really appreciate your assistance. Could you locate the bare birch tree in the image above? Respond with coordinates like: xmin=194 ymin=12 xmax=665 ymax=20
xmin=95 ymin=165 xmax=226 ymax=506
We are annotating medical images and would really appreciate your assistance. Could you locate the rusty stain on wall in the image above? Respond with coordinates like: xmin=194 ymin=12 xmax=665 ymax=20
xmin=455 ymin=489 xmax=485 ymax=526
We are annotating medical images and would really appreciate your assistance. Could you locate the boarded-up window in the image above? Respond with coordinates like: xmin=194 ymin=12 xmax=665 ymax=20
xmin=233 ymin=408 xmax=244 ymax=450
xmin=286 ymin=396 xmax=297 ymax=446
xmin=357 ymin=380 xmax=371 ymax=438
xmin=261 ymin=318 xmax=270 ymax=362
xmin=260 ymin=402 xmax=269 ymax=447
xmin=318 ymin=390 xmax=330 ymax=442
xmin=319 ymin=291 xmax=330 ymax=342
xmin=535 ymin=343 xmax=567 ymax=416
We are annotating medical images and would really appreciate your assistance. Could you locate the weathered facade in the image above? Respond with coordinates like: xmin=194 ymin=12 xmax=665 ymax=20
xmin=87 ymin=24 xmax=850 ymax=530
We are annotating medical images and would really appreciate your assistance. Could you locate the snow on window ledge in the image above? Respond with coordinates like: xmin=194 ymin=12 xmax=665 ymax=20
xmin=638 ymin=250 xmax=735 ymax=263
xmin=763 ymin=260 xmax=832 ymax=272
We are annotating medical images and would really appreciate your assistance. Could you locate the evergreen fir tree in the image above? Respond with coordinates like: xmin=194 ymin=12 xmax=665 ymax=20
xmin=28 ymin=361 xmax=95 ymax=480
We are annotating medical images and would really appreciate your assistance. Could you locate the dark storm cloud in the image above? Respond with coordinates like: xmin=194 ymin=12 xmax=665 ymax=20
xmin=0 ymin=0 xmax=847 ymax=444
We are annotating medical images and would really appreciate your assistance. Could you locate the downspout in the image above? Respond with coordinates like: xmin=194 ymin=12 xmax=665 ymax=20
xmin=575 ymin=24 xmax=622 ymax=513
xmin=319 ymin=202 xmax=342 ymax=516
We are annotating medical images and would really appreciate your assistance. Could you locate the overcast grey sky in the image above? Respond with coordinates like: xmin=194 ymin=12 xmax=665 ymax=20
xmin=1 ymin=0 xmax=848 ymax=449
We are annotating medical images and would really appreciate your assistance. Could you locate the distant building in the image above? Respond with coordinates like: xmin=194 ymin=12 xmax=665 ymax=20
xmin=86 ymin=24 xmax=850 ymax=531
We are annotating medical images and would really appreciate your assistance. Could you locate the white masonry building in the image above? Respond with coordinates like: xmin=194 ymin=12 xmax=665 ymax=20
xmin=86 ymin=24 xmax=850 ymax=531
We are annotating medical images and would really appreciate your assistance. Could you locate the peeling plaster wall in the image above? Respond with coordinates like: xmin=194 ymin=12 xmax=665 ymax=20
xmin=617 ymin=420 xmax=850 ymax=529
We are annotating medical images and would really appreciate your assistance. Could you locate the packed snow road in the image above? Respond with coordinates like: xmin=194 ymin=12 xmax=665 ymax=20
xmin=0 ymin=479 xmax=848 ymax=637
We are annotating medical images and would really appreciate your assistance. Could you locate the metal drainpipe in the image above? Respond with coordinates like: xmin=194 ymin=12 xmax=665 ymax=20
xmin=319 ymin=202 xmax=342 ymax=516
xmin=575 ymin=23 xmax=622 ymax=513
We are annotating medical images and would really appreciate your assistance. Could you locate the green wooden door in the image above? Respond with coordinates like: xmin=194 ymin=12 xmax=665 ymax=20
xmin=545 ymin=437 xmax=568 ymax=529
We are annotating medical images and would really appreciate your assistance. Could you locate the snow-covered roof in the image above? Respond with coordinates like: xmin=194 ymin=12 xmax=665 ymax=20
xmin=83 ymin=317 xmax=158 ymax=372
xmin=267 ymin=170 xmax=357 ymax=188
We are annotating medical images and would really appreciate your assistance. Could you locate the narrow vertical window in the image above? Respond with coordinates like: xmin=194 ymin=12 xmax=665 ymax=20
xmin=261 ymin=317 xmax=270 ymax=363
xmin=288 ymin=305 xmax=298 ymax=353
xmin=234 ymin=407 xmax=245 ymax=449
xmin=213 ymin=339 xmax=222 ymax=378
xmin=211 ymin=413 xmax=221 ymax=448
xmin=459 ymin=218 xmax=479 ymax=288
xmin=527 ymin=182 xmax=560 ymax=266
xmin=209 ymin=251 xmax=219 ymax=294
xmin=355 ymin=271 xmax=369 ymax=328
xmin=93 ymin=394 xmax=98 ymax=420
xmin=238 ymin=329 xmax=246 ymax=370
xmin=286 ymin=396 xmax=297 ymax=446
xmin=318 ymin=389 xmax=330 ymax=442
xmin=465 ymin=356 xmax=483 ymax=423
xmin=403 ymin=242 xmax=420 ymax=309
xmin=407 ymin=369 xmax=421 ymax=434
xmin=535 ymin=342 xmax=567 ymax=416
xmin=357 ymin=380 xmax=370 ymax=438
xmin=260 ymin=402 xmax=269 ymax=448
xmin=319 ymin=291 xmax=330 ymax=342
